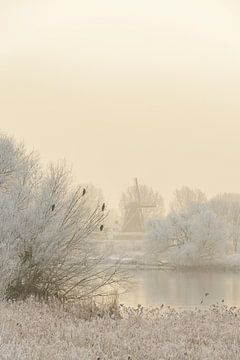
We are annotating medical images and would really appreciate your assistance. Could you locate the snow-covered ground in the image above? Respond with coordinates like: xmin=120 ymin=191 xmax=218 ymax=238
xmin=0 ymin=300 xmax=240 ymax=359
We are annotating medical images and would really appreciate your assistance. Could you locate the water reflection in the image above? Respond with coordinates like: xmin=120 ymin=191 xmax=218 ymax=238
xmin=120 ymin=270 xmax=240 ymax=308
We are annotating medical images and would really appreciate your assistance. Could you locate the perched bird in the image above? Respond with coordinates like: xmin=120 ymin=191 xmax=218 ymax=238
xmin=82 ymin=188 xmax=86 ymax=196
xmin=222 ymin=299 xmax=224 ymax=303
xmin=51 ymin=204 xmax=55 ymax=211
xmin=101 ymin=203 xmax=106 ymax=212
xmin=205 ymin=292 xmax=210 ymax=297
xmin=201 ymin=300 xmax=203 ymax=304
xmin=100 ymin=225 xmax=104 ymax=231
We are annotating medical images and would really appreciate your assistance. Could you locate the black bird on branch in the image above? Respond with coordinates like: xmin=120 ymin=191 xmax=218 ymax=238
xmin=51 ymin=204 xmax=55 ymax=211
xmin=82 ymin=188 xmax=86 ymax=196
xmin=101 ymin=203 xmax=106 ymax=212
xmin=100 ymin=225 xmax=104 ymax=231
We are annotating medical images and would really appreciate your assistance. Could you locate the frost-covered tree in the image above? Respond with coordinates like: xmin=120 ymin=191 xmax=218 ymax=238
xmin=147 ymin=203 xmax=229 ymax=266
xmin=0 ymin=134 xmax=120 ymax=301
xmin=209 ymin=193 xmax=240 ymax=252
xmin=171 ymin=186 xmax=207 ymax=213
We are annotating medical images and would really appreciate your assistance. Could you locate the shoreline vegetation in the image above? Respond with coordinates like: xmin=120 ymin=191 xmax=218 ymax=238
xmin=113 ymin=263 xmax=240 ymax=272
xmin=118 ymin=261 xmax=240 ymax=272
xmin=0 ymin=299 xmax=239 ymax=360
xmin=104 ymin=253 xmax=240 ymax=272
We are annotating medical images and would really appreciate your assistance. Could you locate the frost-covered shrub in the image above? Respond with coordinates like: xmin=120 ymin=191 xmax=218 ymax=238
xmin=0 ymin=134 xmax=119 ymax=301
xmin=147 ymin=203 xmax=229 ymax=266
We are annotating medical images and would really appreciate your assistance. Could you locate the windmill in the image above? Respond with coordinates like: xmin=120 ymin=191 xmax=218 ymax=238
xmin=121 ymin=178 xmax=156 ymax=233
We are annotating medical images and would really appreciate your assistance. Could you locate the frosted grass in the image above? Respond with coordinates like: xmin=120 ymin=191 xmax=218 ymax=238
xmin=0 ymin=300 xmax=239 ymax=359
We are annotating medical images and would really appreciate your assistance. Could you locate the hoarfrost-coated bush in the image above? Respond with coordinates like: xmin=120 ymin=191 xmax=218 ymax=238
xmin=0 ymin=134 xmax=120 ymax=301
xmin=147 ymin=203 xmax=231 ymax=267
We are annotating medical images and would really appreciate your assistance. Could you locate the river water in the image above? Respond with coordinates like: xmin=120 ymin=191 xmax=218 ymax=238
xmin=120 ymin=269 xmax=240 ymax=308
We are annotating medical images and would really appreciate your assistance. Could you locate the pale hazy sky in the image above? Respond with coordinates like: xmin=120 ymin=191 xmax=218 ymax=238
xmin=1 ymin=0 xmax=240 ymax=208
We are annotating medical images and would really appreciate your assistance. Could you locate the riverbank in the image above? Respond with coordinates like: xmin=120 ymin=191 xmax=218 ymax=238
xmin=107 ymin=253 xmax=240 ymax=272
xmin=0 ymin=300 xmax=239 ymax=359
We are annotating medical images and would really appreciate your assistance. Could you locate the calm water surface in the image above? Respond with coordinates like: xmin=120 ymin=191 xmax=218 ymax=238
xmin=120 ymin=269 xmax=240 ymax=308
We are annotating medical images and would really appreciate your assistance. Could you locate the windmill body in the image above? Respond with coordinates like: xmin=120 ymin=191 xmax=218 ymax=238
xmin=121 ymin=178 xmax=156 ymax=234
xmin=122 ymin=202 xmax=144 ymax=232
